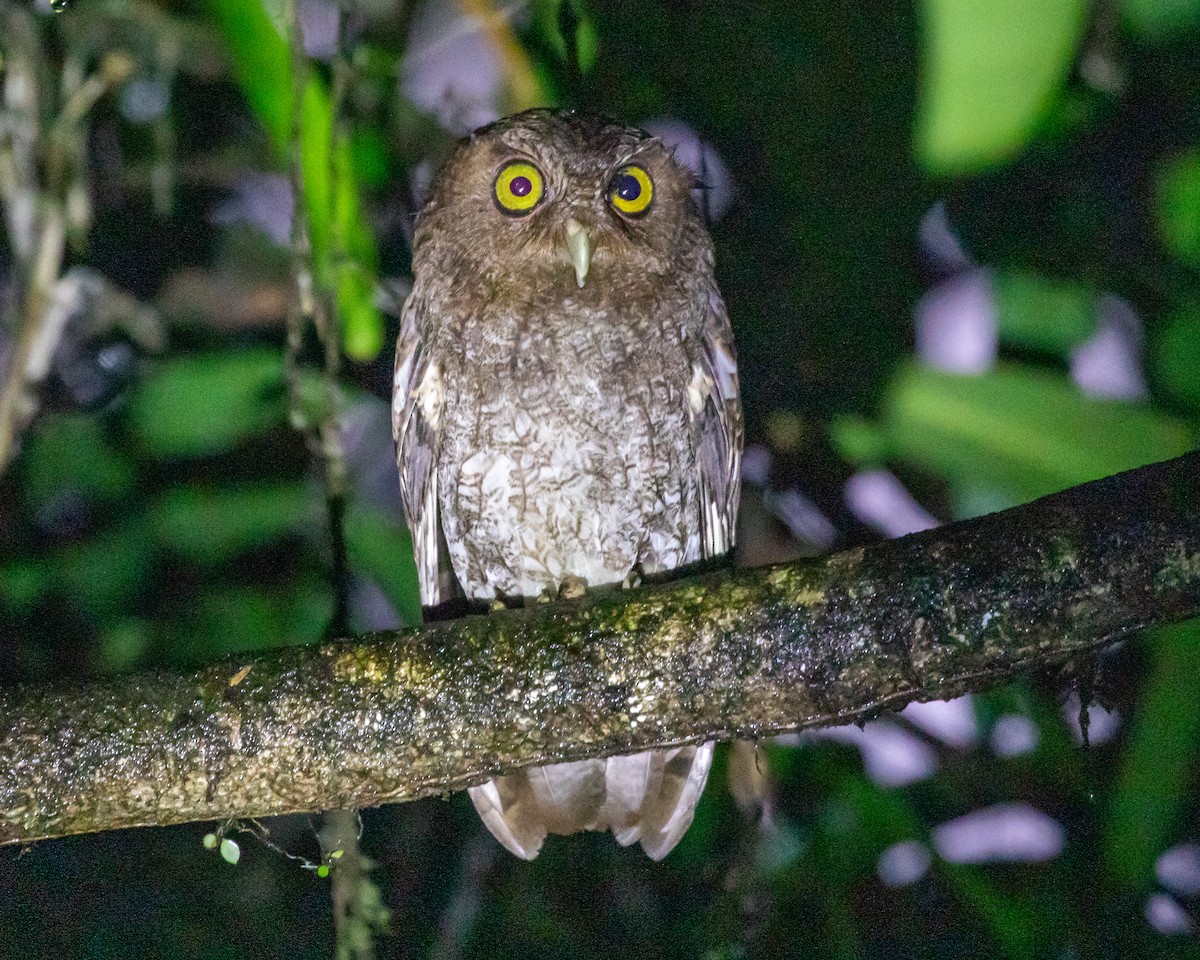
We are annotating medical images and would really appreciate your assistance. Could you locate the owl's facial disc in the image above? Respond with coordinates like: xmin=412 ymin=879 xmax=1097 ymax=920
xmin=563 ymin=218 xmax=592 ymax=288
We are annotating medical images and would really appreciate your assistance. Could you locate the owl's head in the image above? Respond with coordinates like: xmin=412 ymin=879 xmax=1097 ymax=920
xmin=412 ymin=109 xmax=711 ymax=299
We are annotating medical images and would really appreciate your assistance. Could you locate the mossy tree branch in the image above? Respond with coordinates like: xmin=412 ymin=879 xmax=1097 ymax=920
xmin=2 ymin=453 xmax=1198 ymax=847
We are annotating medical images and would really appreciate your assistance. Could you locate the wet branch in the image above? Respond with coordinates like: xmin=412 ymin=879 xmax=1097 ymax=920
xmin=2 ymin=453 xmax=1198 ymax=847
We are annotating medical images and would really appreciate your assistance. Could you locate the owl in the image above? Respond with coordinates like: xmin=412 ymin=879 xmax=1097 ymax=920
xmin=392 ymin=109 xmax=742 ymax=860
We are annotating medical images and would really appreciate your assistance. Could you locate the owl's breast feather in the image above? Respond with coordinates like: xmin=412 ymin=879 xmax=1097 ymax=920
xmin=433 ymin=297 xmax=702 ymax=599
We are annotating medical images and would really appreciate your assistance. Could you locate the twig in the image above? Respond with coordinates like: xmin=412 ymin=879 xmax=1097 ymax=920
xmin=285 ymin=5 xmax=377 ymax=955
xmin=0 ymin=12 xmax=132 ymax=471
xmin=284 ymin=0 xmax=350 ymax=638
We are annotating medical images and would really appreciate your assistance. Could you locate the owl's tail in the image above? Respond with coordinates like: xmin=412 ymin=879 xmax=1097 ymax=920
xmin=467 ymin=743 xmax=715 ymax=860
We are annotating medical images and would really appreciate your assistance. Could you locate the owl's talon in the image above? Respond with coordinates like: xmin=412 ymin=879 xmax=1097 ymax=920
xmin=488 ymin=599 xmax=506 ymax=612
xmin=558 ymin=575 xmax=588 ymax=601
xmin=621 ymin=571 xmax=642 ymax=590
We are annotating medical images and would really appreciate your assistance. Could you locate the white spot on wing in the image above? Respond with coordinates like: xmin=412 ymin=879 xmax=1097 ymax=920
xmin=687 ymin=361 xmax=712 ymax=415
xmin=416 ymin=362 xmax=443 ymax=429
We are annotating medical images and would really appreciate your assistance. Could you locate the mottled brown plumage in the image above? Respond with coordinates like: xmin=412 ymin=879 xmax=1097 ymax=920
xmin=393 ymin=109 xmax=742 ymax=859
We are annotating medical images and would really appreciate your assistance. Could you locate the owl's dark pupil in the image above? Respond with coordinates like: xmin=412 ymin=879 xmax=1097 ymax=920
xmin=615 ymin=174 xmax=641 ymax=202
xmin=509 ymin=176 xmax=533 ymax=197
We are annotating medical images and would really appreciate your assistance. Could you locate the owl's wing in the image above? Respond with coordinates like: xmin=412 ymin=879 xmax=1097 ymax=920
xmin=392 ymin=293 xmax=444 ymax=607
xmin=693 ymin=284 xmax=743 ymax=559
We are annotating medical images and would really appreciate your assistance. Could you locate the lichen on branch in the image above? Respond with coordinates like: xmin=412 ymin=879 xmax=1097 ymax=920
xmin=2 ymin=453 xmax=1198 ymax=847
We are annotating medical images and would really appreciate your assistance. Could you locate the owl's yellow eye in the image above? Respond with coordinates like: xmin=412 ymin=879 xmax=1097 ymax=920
xmin=609 ymin=165 xmax=654 ymax=217
xmin=493 ymin=161 xmax=544 ymax=215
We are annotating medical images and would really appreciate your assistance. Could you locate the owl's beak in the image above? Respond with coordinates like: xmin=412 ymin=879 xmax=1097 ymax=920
xmin=563 ymin=217 xmax=592 ymax=288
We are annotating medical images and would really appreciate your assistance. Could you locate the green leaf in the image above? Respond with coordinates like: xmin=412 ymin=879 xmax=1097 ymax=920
xmin=828 ymin=416 xmax=887 ymax=465
xmin=993 ymin=271 xmax=1097 ymax=356
xmin=207 ymin=0 xmax=293 ymax=147
xmin=1121 ymin=0 xmax=1200 ymax=40
xmin=915 ymin=0 xmax=1089 ymax=173
xmin=127 ymin=350 xmax=285 ymax=458
xmin=1 ymin=535 xmax=145 ymax=623
xmin=1153 ymin=306 xmax=1200 ymax=412
xmin=344 ymin=503 xmax=422 ymax=627
xmin=337 ymin=265 xmax=385 ymax=360
xmin=1106 ymin=621 xmax=1200 ymax=888
xmin=1156 ymin=150 xmax=1200 ymax=266
xmin=220 ymin=837 xmax=241 ymax=865
xmin=836 ymin=362 xmax=1196 ymax=513
xmin=22 ymin=414 xmax=135 ymax=507
xmin=148 ymin=482 xmax=315 ymax=563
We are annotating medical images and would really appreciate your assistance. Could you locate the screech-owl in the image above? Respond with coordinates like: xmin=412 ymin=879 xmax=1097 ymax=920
xmin=393 ymin=108 xmax=742 ymax=860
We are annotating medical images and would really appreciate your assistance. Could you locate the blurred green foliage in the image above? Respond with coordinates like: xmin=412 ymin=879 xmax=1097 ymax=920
xmin=344 ymin=502 xmax=423 ymax=627
xmin=1156 ymin=307 xmax=1200 ymax=410
xmin=22 ymin=412 xmax=135 ymax=505
xmin=127 ymin=349 xmax=286 ymax=457
xmin=208 ymin=0 xmax=385 ymax=358
xmin=1157 ymin=150 xmax=1200 ymax=266
xmin=836 ymin=362 xmax=1195 ymax=514
xmin=1121 ymin=0 xmax=1200 ymax=39
xmin=1 ymin=0 xmax=1198 ymax=958
xmin=533 ymin=0 xmax=599 ymax=74
xmin=1106 ymin=622 xmax=1200 ymax=890
xmin=993 ymin=270 xmax=1098 ymax=353
xmin=915 ymin=0 xmax=1089 ymax=173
